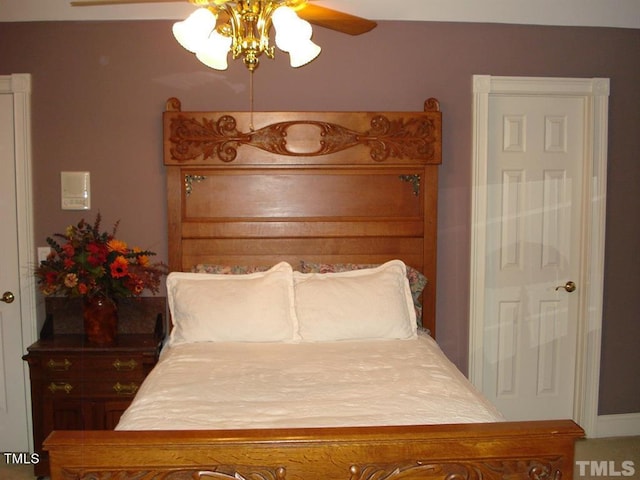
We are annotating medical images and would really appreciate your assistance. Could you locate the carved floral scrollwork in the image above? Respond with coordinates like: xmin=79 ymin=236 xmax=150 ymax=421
xmin=61 ymin=465 xmax=287 ymax=480
xmin=365 ymin=116 xmax=437 ymax=162
xmin=170 ymin=115 xmax=250 ymax=163
xmin=350 ymin=462 xmax=476 ymax=480
xmin=349 ymin=457 xmax=563 ymax=480
xmin=168 ymin=114 xmax=438 ymax=164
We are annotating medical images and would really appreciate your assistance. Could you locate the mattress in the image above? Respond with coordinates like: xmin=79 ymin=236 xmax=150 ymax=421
xmin=116 ymin=331 xmax=503 ymax=430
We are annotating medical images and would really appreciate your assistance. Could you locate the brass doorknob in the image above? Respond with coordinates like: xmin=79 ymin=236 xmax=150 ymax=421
xmin=555 ymin=281 xmax=576 ymax=293
xmin=1 ymin=291 xmax=15 ymax=303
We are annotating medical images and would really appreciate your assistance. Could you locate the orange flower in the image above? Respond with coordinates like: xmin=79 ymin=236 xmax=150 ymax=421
xmin=132 ymin=248 xmax=150 ymax=266
xmin=138 ymin=254 xmax=150 ymax=267
xmin=108 ymin=239 xmax=128 ymax=254
xmin=110 ymin=256 xmax=129 ymax=278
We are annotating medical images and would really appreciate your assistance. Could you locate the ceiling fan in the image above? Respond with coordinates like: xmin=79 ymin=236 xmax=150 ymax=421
xmin=70 ymin=0 xmax=377 ymax=36
xmin=70 ymin=1 xmax=377 ymax=71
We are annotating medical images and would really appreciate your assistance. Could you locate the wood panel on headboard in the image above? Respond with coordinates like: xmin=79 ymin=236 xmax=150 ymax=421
xmin=163 ymin=98 xmax=442 ymax=336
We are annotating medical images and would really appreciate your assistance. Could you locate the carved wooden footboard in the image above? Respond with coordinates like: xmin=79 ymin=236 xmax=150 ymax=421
xmin=45 ymin=420 xmax=583 ymax=480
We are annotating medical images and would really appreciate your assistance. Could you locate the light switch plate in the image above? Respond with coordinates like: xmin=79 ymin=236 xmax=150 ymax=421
xmin=37 ymin=247 xmax=51 ymax=264
xmin=61 ymin=171 xmax=90 ymax=210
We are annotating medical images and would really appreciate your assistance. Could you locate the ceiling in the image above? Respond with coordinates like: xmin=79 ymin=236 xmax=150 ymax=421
xmin=2 ymin=0 xmax=640 ymax=29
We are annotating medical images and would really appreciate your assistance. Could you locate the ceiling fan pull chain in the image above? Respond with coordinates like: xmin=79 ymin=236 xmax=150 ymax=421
xmin=249 ymin=69 xmax=255 ymax=132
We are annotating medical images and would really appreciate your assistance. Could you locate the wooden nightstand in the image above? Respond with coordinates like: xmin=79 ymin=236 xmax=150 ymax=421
xmin=23 ymin=297 xmax=165 ymax=478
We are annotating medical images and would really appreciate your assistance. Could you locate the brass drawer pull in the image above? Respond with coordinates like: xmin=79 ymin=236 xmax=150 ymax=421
xmin=113 ymin=359 xmax=138 ymax=371
xmin=47 ymin=358 xmax=72 ymax=371
xmin=48 ymin=382 xmax=73 ymax=394
xmin=113 ymin=382 xmax=139 ymax=396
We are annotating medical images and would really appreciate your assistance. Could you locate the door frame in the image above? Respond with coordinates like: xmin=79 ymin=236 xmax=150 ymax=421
xmin=468 ymin=75 xmax=609 ymax=437
xmin=0 ymin=73 xmax=37 ymax=449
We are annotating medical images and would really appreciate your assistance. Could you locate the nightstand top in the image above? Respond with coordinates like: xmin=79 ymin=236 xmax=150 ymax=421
xmin=25 ymin=334 xmax=163 ymax=354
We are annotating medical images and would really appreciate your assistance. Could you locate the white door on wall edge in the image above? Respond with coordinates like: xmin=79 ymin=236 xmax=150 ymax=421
xmin=469 ymin=76 xmax=609 ymax=432
xmin=0 ymin=74 xmax=36 ymax=451
xmin=485 ymin=94 xmax=583 ymax=420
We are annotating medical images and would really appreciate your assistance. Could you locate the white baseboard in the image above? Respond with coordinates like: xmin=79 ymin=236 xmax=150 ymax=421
xmin=594 ymin=413 xmax=640 ymax=437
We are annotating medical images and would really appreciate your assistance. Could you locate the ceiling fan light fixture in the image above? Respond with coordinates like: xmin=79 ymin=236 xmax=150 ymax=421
xmin=195 ymin=30 xmax=233 ymax=70
xmin=71 ymin=0 xmax=377 ymax=69
xmin=172 ymin=7 xmax=217 ymax=53
xmin=173 ymin=2 xmax=321 ymax=72
xmin=272 ymin=6 xmax=320 ymax=67
xmin=273 ymin=6 xmax=307 ymax=50
xmin=271 ymin=5 xmax=298 ymax=33
xmin=287 ymin=40 xmax=321 ymax=68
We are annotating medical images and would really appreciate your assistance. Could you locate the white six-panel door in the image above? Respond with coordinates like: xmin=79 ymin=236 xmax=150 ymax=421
xmin=469 ymin=76 xmax=609 ymax=434
xmin=482 ymin=94 xmax=584 ymax=419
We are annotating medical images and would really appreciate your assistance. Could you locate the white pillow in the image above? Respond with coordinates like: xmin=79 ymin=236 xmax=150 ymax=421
xmin=167 ymin=262 xmax=299 ymax=345
xmin=293 ymin=260 xmax=417 ymax=341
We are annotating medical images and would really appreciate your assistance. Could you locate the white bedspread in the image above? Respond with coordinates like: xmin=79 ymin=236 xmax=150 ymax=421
xmin=116 ymin=332 xmax=503 ymax=430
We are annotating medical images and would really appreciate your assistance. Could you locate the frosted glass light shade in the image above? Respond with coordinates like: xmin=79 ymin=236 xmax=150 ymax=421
xmin=271 ymin=6 xmax=298 ymax=34
xmin=173 ymin=8 xmax=217 ymax=53
xmin=272 ymin=6 xmax=321 ymax=66
xmin=272 ymin=6 xmax=322 ymax=67
xmin=275 ymin=19 xmax=312 ymax=52
xmin=288 ymin=40 xmax=322 ymax=67
xmin=195 ymin=30 xmax=233 ymax=70
xmin=273 ymin=6 xmax=311 ymax=52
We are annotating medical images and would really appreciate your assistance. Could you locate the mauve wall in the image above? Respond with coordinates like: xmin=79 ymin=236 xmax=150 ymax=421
xmin=1 ymin=20 xmax=638 ymax=415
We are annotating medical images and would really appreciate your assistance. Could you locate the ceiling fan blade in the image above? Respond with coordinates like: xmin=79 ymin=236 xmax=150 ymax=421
xmin=69 ymin=0 xmax=376 ymax=36
xmin=296 ymin=3 xmax=377 ymax=36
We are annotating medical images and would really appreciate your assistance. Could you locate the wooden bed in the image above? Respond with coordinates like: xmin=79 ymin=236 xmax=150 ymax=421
xmin=44 ymin=98 xmax=584 ymax=480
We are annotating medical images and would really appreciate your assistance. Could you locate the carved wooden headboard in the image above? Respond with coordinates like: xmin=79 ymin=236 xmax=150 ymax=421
xmin=163 ymin=98 xmax=442 ymax=336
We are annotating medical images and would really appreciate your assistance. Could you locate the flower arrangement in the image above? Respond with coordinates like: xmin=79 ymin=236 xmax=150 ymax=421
xmin=35 ymin=214 xmax=168 ymax=300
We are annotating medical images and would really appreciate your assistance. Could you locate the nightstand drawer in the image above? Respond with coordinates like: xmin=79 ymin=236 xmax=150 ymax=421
xmin=41 ymin=354 xmax=147 ymax=378
xmin=45 ymin=380 xmax=142 ymax=398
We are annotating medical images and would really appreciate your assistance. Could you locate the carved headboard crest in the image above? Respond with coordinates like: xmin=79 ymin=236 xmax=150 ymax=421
xmin=164 ymin=97 xmax=441 ymax=166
